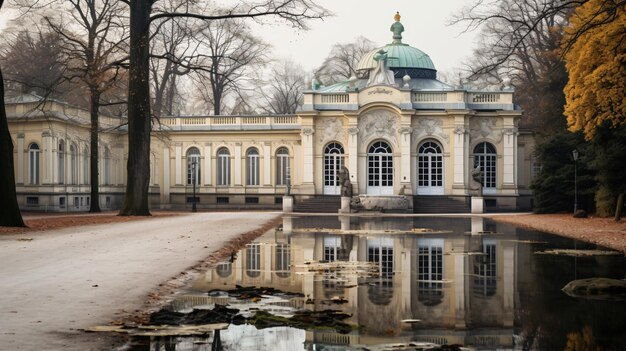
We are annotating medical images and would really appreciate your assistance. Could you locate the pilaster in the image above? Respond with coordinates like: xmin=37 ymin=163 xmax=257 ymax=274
xmin=175 ymin=143 xmax=182 ymax=185
xmin=204 ymin=143 xmax=212 ymax=185
xmin=16 ymin=134 xmax=24 ymax=184
xmin=163 ymin=147 xmax=170 ymax=203
xmin=234 ymin=143 xmax=242 ymax=186
xmin=263 ymin=142 xmax=271 ymax=186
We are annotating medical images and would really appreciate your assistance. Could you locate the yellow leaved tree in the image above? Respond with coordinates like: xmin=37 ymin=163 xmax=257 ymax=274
xmin=563 ymin=0 xmax=626 ymax=140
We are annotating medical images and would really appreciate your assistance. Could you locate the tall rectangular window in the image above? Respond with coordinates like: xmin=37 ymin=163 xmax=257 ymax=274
xmin=28 ymin=143 xmax=40 ymax=185
xmin=217 ymin=148 xmax=230 ymax=186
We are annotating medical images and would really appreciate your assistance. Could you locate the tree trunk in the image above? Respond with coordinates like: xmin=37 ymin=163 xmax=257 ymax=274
xmin=615 ymin=193 xmax=624 ymax=222
xmin=120 ymin=0 xmax=152 ymax=216
xmin=89 ymin=88 xmax=101 ymax=212
xmin=0 ymin=66 xmax=26 ymax=227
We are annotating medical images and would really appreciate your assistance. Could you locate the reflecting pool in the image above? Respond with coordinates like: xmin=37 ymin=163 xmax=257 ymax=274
xmin=127 ymin=216 xmax=626 ymax=350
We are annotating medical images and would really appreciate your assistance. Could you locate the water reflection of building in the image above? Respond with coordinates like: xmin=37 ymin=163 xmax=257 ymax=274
xmin=193 ymin=216 xmax=518 ymax=348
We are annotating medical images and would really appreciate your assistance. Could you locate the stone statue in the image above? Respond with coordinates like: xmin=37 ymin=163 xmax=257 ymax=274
xmin=338 ymin=166 xmax=353 ymax=197
xmin=471 ymin=165 xmax=483 ymax=196
xmin=367 ymin=49 xmax=396 ymax=86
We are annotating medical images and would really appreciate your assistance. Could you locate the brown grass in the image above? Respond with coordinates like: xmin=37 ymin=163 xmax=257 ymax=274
xmin=0 ymin=211 xmax=181 ymax=234
xmin=489 ymin=213 xmax=626 ymax=253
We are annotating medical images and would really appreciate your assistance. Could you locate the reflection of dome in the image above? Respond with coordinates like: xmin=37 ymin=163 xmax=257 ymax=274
xmin=356 ymin=13 xmax=437 ymax=79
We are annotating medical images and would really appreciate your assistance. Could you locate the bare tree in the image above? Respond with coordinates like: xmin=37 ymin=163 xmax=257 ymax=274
xmin=119 ymin=0 xmax=327 ymax=216
xmin=32 ymin=0 xmax=129 ymax=212
xmin=189 ymin=18 xmax=268 ymax=115
xmin=1 ymin=30 xmax=66 ymax=97
xmin=314 ymin=36 xmax=376 ymax=85
xmin=259 ymin=59 xmax=306 ymax=114
xmin=150 ymin=0 xmax=198 ymax=118
xmin=450 ymin=0 xmax=574 ymax=132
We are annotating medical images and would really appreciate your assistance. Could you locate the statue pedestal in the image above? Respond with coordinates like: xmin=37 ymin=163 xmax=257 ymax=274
xmin=471 ymin=196 xmax=484 ymax=214
xmin=282 ymin=196 xmax=294 ymax=213
xmin=471 ymin=216 xmax=484 ymax=235
xmin=339 ymin=196 xmax=351 ymax=213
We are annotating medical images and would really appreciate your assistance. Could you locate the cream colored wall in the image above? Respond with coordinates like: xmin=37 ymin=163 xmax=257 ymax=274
xmin=152 ymin=130 xmax=302 ymax=203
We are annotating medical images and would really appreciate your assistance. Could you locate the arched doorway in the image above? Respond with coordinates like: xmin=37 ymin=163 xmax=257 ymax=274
xmin=417 ymin=140 xmax=443 ymax=195
xmin=473 ymin=142 xmax=497 ymax=194
xmin=323 ymin=142 xmax=344 ymax=195
xmin=367 ymin=141 xmax=393 ymax=195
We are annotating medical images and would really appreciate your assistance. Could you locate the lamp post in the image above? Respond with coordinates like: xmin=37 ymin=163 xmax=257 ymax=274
xmin=192 ymin=160 xmax=197 ymax=212
xmin=572 ymin=149 xmax=579 ymax=213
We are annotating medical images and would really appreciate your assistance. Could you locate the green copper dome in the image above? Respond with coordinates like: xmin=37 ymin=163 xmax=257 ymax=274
xmin=357 ymin=44 xmax=436 ymax=71
xmin=356 ymin=13 xmax=437 ymax=78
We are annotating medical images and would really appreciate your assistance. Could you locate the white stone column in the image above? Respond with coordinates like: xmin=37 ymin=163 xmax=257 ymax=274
xmin=175 ymin=144 xmax=182 ymax=185
xmin=42 ymin=132 xmax=52 ymax=184
xmin=399 ymin=127 xmax=412 ymax=192
xmin=502 ymin=126 xmax=518 ymax=188
xmin=163 ymin=147 xmax=170 ymax=203
xmin=16 ymin=134 xmax=24 ymax=184
xmin=234 ymin=143 xmax=242 ymax=186
xmin=263 ymin=142 xmax=271 ymax=186
xmin=264 ymin=244 xmax=272 ymax=283
xmin=502 ymin=242 xmax=515 ymax=327
xmin=454 ymin=243 xmax=467 ymax=328
xmin=453 ymin=119 xmax=468 ymax=190
xmin=301 ymin=128 xmax=315 ymax=184
xmin=204 ymin=143 xmax=212 ymax=185
xmin=347 ymin=126 xmax=359 ymax=188
xmin=51 ymin=136 xmax=58 ymax=184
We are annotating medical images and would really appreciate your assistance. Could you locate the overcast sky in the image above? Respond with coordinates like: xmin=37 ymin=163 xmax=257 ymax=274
xmin=0 ymin=1 xmax=479 ymax=75
xmin=251 ymin=0 xmax=479 ymax=75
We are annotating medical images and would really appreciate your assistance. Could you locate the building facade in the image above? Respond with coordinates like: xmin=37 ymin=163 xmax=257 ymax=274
xmin=7 ymin=14 xmax=536 ymax=212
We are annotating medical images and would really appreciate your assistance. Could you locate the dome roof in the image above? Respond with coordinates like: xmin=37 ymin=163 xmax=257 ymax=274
xmin=356 ymin=43 xmax=436 ymax=71
xmin=356 ymin=12 xmax=436 ymax=74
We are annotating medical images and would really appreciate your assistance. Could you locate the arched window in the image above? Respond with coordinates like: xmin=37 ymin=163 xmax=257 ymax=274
xmin=275 ymin=243 xmax=290 ymax=278
xmin=104 ymin=147 xmax=111 ymax=185
xmin=246 ymin=148 xmax=260 ymax=186
xmin=474 ymin=142 xmax=497 ymax=192
xmin=69 ymin=144 xmax=77 ymax=185
xmin=83 ymin=146 xmax=90 ymax=185
xmin=473 ymin=240 xmax=497 ymax=297
xmin=217 ymin=147 xmax=230 ymax=186
xmin=186 ymin=147 xmax=201 ymax=185
xmin=417 ymin=140 xmax=443 ymax=195
xmin=28 ymin=143 xmax=40 ymax=185
xmin=276 ymin=147 xmax=289 ymax=186
xmin=367 ymin=237 xmax=394 ymax=305
xmin=323 ymin=142 xmax=345 ymax=195
xmin=367 ymin=141 xmax=393 ymax=195
xmin=246 ymin=243 xmax=261 ymax=278
xmin=216 ymin=262 xmax=232 ymax=278
xmin=417 ymin=239 xmax=444 ymax=306
xmin=58 ymin=140 xmax=65 ymax=184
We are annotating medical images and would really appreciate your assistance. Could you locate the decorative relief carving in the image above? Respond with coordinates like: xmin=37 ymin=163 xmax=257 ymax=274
xmin=412 ymin=117 xmax=449 ymax=144
xmin=347 ymin=127 xmax=360 ymax=135
xmin=318 ymin=117 xmax=345 ymax=144
xmin=503 ymin=127 xmax=519 ymax=136
xmin=399 ymin=126 xmax=413 ymax=135
xmin=469 ymin=117 xmax=502 ymax=142
xmin=454 ymin=125 xmax=467 ymax=135
xmin=301 ymin=127 xmax=315 ymax=136
xmin=358 ymin=110 xmax=398 ymax=144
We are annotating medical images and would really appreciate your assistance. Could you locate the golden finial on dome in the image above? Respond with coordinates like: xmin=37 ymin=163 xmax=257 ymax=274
xmin=394 ymin=11 xmax=401 ymax=22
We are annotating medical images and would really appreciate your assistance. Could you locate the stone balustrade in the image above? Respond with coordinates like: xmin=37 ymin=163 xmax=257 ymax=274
xmin=158 ymin=115 xmax=300 ymax=130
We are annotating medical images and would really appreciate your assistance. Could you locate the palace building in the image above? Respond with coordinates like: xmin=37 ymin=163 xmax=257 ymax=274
xmin=7 ymin=14 xmax=536 ymax=212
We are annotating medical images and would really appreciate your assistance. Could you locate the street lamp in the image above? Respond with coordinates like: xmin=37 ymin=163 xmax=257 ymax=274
xmin=572 ymin=149 xmax=579 ymax=213
xmin=191 ymin=160 xmax=197 ymax=212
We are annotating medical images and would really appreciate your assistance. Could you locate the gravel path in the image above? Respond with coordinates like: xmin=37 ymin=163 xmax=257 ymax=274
xmin=0 ymin=212 xmax=279 ymax=351
xmin=489 ymin=213 xmax=626 ymax=253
